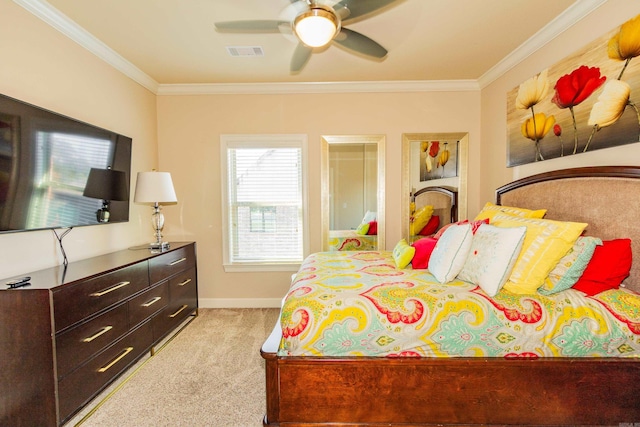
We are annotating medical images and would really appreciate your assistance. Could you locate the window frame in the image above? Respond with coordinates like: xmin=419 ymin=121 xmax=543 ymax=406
xmin=220 ymin=134 xmax=309 ymax=272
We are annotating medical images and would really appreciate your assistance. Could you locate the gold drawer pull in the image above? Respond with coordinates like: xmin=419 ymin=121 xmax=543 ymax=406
xmin=83 ymin=326 xmax=113 ymax=343
xmin=97 ymin=347 xmax=133 ymax=373
xmin=178 ymin=278 xmax=192 ymax=287
xmin=169 ymin=304 xmax=188 ymax=318
xmin=168 ymin=257 xmax=187 ymax=266
xmin=141 ymin=296 xmax=162 ymax=307
xmin=90 ymin=281 xmax=130 ymax=297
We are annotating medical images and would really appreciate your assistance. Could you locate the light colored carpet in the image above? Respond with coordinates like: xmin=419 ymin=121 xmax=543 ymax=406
xmin=73 ymin=308 xmax=280 ymax=427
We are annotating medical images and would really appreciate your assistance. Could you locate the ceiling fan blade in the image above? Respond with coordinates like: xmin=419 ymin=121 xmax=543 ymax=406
xmin=334 ymin=0 xmax=400 ymax=21
xmin=334 ymin=28 xmax=387 ymax=59
xmin=290 ymin=43 xmax=313 ymax=73
xmin=215 ymin=20 xmax=288 ymax=33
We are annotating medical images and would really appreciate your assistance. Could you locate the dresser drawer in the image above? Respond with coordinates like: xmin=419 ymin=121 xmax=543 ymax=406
xmin=152 ymin=269 xmax=197 ymax=342
xmin=169 ymin=267 xmax=197 ymax=301
xmin=57 ymin=321 xmax=153 ymax=423
xmin=56 ymin=302 xmax=129 ymax=380
xmin=149 ymin=245 xmax=196 ymax=284
xmin=53 ymin=262 xmax=150 ymax=332
xmin=128 ymin=281 xmax=169 ymax=328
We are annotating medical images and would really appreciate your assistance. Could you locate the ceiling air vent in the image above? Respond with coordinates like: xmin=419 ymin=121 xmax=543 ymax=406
xmin=226 ymin=46 xmax=264 ymax=57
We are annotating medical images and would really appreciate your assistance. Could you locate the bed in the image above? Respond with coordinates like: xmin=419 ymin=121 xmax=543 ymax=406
xmin=261 ymin=165 xmax=640 ymax=426
xmin=410 ymin=186 xmax=457 ymax=242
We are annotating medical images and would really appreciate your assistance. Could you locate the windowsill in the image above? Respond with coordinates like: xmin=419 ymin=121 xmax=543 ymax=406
xmin=223 ymin=263 xmax=301 ymax=273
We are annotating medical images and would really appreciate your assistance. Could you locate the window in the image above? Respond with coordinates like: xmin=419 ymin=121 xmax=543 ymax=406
xmin=221 ymin=135 xmax=308 ymax=271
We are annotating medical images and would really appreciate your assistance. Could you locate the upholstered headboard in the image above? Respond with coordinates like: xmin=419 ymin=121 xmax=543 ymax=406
xmin=414 ymin=186 xmax=458 ymax=229
xmin=496 ymin=166 xmax=640 ymax=293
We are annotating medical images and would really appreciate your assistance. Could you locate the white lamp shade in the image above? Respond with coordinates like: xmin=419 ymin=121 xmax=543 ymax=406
xmin=134 ymin=171 xmax=178 ymax=204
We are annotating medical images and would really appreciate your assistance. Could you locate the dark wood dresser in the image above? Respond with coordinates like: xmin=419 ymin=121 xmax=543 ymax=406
xmin=0 ymin=241 xmax=198 ymax=426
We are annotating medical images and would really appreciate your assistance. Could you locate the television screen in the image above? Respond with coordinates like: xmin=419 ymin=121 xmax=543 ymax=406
xmin=0 ymin=93 xmax=132 ymax=233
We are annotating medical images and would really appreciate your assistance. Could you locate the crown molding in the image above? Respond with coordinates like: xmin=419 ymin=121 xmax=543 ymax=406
xmin=16 ymin=0 xmax=605 ymax=95
xmin=477 ymin=0 xmax=607 ymax=88
xmin=156 ymin=79 xmax=480 ymax=95
xmin=13 ymin=0 xmax=160 ymax=93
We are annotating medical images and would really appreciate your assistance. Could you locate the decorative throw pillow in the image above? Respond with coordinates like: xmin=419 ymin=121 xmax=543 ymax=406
xmin=367 ymin=221 xmax=378 ymax=235
xmin=433 ymin=218 xmax=488 ymax=239
xmin=572 ymin=239 xmax=632 ymax=296
xmin=418 ymin=215 xmax=440 ymax=236
xmin=362 ymin=210 xmax=377 ymax=224
xmin=433 ymin=222 xmax=455 ymax=240
xmin=411 ymin=237 xmax=438 ymax=269
xmin=393 ymin=239 xmax=416 ymax=269
xmin=491 ymin=214 xmax=587 ymax=294
xmin=458 ymin=224 xmax=527 ymax=297
xmin=538 ymin=236 xmax=602 ymax=295
xmin=355 ymin=222 xmax=370 ymax=235
xmin=410 ymin=205 xmax=434 ymax=236
xmin=474 ymin=202 xmax=547 ymax=222
xmin=428 ymin=223 xmax=473 ymax=283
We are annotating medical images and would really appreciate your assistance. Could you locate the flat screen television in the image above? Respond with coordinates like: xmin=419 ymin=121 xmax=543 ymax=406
xmin=0 ymin=93 xmax=132 ymax=234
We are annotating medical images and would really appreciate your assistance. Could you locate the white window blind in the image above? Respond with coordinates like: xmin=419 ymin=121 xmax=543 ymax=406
xmin=222 ymin=135 xmax=307 ymax=267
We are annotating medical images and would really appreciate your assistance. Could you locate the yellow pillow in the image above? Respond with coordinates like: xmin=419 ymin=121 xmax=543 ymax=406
xmin=410 ymin=205 xmax=434 ymax=236
xmin=474 ymin=202 xmax=546 ymax=222
xmin=392 ymin=239 xmax=415 ymax=269
xmin=491 ymin=214 xmax=587 ymax=294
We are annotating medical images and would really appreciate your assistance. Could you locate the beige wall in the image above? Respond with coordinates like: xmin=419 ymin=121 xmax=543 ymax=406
xmin=480 ymin=0 xmax=640 ymax=204
xmin=0 ymin=2 xmax=158 ymax=277
xmin=4 ymin=0 xmax=638 ymax=307
xmin=157 ymin=91 xmax=481 ymax=305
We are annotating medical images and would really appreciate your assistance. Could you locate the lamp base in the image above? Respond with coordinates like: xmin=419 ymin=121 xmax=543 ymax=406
xmin=149 ymin=241 xmax=170 ymax=250
xmin=96 ymin=207 xmax=110 ymax=223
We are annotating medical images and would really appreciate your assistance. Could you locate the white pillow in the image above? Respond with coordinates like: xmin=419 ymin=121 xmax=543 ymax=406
xmin=458 ymin=224 xmax=527 ymax=296
xmin=362 ymin=210 xmax=377 ymax=224
xmin=428 ymin=223 xmax=473 ymax=283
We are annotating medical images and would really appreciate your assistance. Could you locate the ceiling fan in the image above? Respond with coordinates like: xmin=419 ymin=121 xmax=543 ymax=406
xmin=214 ymin=0 xmax=401 ymax=73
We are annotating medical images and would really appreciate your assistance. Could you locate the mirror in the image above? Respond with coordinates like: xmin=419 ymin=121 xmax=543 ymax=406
xmin=321 ymin=135 xmax=385 ymax=251
xmin=401 ymin=133 xmax=468 ymax=240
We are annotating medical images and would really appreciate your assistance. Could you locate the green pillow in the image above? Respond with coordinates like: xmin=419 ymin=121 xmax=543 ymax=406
xmin=355 ymin=222 xmax=370 ymax=235
xmin=393 ymin=239 xmax=415 ymax=269
xmin=539 ymin=236 xmax=602 ymax=295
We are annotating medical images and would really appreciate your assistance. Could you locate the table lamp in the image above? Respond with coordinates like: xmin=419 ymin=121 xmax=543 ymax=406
xmin=134 ymin=171 xmax=177 ymax=250
xmin=83 ymin=167 xmax=129 ymax=223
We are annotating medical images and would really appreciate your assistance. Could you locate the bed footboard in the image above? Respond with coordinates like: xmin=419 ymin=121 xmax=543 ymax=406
xmin=262 ymin=342 xmax=640 ymax=426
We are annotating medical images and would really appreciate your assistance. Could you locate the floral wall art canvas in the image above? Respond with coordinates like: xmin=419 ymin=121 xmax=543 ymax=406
xmin=507 ymin=14 xmax=640 ymax=167
xmin=419 ymin=140 xmax=458 ymax=181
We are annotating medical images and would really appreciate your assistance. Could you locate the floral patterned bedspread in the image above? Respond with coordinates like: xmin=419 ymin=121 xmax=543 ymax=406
xmin=278 ymin=251 xmax=640 ymax=358
xmin=328 ymin=230 xmax=377 ymax=251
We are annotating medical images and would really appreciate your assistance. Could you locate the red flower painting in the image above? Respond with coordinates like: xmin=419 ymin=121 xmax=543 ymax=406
xmin=552 ymin=65 xmax=606 ymax=109
xmin=551 ymin=66 xmax=606 ymax=154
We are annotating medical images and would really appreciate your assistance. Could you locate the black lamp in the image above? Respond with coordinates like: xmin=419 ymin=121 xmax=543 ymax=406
xmin=83 ymin=167 xmax=129 ymax=223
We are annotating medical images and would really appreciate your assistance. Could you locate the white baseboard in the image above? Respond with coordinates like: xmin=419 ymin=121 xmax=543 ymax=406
xmin=198 ymin=298 xmax=282 ymax=308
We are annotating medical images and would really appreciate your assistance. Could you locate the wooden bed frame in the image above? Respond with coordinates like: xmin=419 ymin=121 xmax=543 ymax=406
xmin=261 ymin=166 xmax=640 ymax=426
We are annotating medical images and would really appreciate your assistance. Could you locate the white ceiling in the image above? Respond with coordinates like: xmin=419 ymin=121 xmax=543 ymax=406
xmin=18 ymin=0 xmax=605 ymax=92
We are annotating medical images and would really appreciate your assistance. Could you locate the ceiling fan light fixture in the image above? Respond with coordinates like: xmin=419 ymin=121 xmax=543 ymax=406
xmin=294 ymin=7 xmax=339 ymax=48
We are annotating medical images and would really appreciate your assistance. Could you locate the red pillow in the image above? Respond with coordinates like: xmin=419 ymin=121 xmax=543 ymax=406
xmin=367 ymin=221 xmax=378 ymax=235
xmin=418 ymin=215 xmax=440 ymax=236
xmin=572 ymin=239 xmax=632 ymax=296
xmin=411 ymin=237 xmax=438 ymax=269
